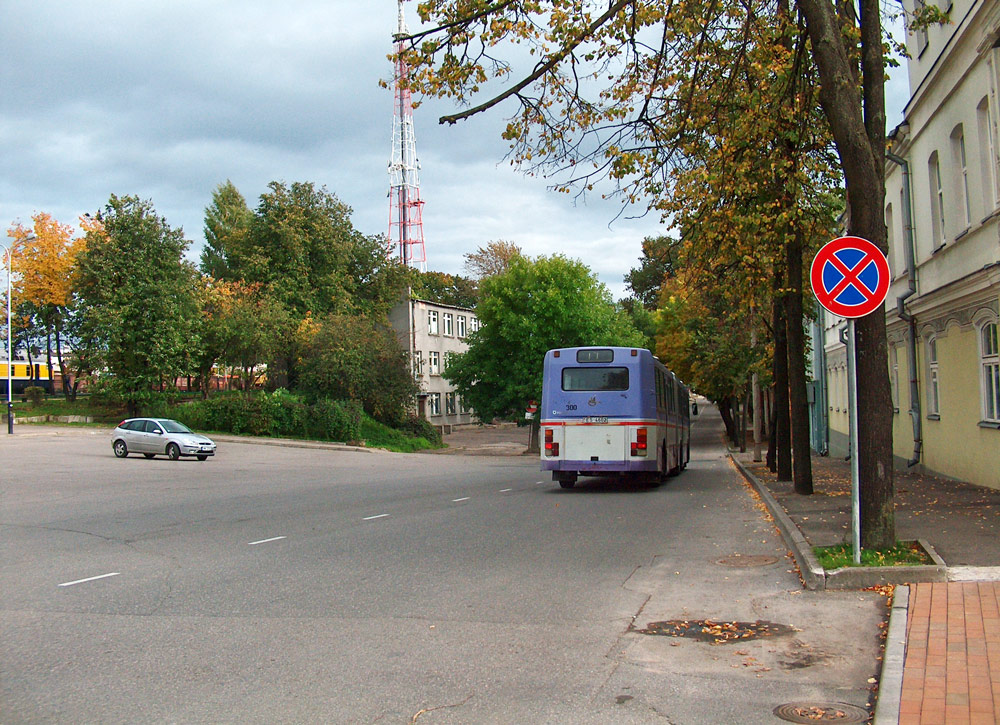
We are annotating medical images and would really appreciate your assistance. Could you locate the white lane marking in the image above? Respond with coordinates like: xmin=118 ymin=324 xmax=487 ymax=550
xmin=452 ymin=497 xmax=470 ymax=503
xmin=248 ymin=536 xmax=287 ymax=546
xmin=58 ymin=572 xmax=120 ymax=587
xmin=536 ymin=481 xmax=545 ymax=485
xmin=363 ymin=514 xmax=390 ymax=521
xmin=499 ymin=488 xmax=513 ymax=493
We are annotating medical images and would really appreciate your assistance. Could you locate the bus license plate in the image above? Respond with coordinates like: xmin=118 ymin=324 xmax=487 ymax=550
xmin=584 ymin=416 xmax=609 ymax=424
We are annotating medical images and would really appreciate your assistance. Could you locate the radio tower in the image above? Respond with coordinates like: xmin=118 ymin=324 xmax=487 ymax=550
xmin=387 ymin=0 xmax=427 ymax=271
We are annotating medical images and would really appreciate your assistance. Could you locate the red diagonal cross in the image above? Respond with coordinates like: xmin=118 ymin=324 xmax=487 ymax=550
xmin=826 ymin=249 xmax=880 ymax=302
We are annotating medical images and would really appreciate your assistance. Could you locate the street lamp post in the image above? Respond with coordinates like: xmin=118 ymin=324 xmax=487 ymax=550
xmin=2 ymin=242 xmax=13 ymax=434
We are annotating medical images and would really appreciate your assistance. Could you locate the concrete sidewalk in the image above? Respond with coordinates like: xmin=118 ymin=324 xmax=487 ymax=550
xmin=732 ymin=449 xmax=1000 ymax=724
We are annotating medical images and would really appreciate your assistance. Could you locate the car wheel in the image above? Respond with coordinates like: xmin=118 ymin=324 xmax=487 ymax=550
xmin=196 ymin=455 xmax=208 ymax=461
xmin=143 ymin=453 xmax=155 ymax=459
xmin=113 ymin=440 xmax=128 ymax=458
xmin=166 ymin=443 xmax=181 ymax=461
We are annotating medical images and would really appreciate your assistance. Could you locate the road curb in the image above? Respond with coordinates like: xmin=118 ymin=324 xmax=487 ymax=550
xmin=730 ymin=455 xmax=826 ymax=590
xmin=873 ymin=584 xmax=909 ymax=725
xmin=730 ymin=455 xmax=948 ymax=590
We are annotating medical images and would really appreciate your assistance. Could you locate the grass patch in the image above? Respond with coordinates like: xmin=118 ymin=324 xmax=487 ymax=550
xmin=10 ymin=395 xmax=125 ymax=424
xmin=814 ymin=541 xmax=932 ymax=569
xmin=358 ymin=417 xmax=443 ymax=453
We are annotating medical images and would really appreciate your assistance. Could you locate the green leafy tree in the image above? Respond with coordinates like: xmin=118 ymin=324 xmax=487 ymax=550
xmin=296 ymin=313 xmax=419 ymax=424
xmin=237 ymin=181 xmax=360 ymax=317
xmin=462 ymin=240 xmax=522 ymax=279
xmin=445 ymin=254 xmax=645 ymax=423
xmin=200 ymin=180 xmax=252 ymax=281
xmin=408 ymin=269 xmax=478 ymax=308
xmin=73 ymin=195 xmax=200 ymax=415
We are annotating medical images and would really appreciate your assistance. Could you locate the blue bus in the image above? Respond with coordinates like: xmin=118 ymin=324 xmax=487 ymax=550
xmin=540 ymin=347 xmax=690 ymax=488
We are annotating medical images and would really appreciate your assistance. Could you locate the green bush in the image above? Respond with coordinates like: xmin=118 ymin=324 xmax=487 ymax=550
xmin=308 ymin=398 xmax=363 ymax=442
xmin=23 ymin=386 xmax=46 ymax=405
xmin=398 ymin=415 xmax=442 ymax=446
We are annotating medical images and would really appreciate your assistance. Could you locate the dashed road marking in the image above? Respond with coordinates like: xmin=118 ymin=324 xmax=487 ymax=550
xmin=499 ymin=488 xmax=513 ymax=493
xmin=452 ymin=497 xmax=470 ymax=503
xmin=59 ymin=572 xmax=120 ymax=587
xmin=248 ymin=536 xmax=287 ymax=546
xmin=363 ymin=514 xmax=390 ymax=521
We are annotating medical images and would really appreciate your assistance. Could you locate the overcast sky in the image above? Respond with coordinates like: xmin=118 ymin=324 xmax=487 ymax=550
xmin=1 ymin=1 xmax=909 ymax=299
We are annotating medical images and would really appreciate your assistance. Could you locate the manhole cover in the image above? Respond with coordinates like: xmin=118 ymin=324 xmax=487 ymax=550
xmin=635 ymin=619 xmax=796 ymax=643
xmin=716 ymin=554 xmax=779 ymax=567
xmin=773 ymin=702 xmax=869 ymax=723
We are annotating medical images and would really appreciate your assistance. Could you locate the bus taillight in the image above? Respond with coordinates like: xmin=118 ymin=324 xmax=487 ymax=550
xmin=544 ymin=428 xmax=558 ymax=457
xmin=631 ymin=427 xmax=648 ymax=457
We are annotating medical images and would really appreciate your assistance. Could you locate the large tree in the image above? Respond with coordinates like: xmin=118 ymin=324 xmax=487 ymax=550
xmin=73 ymin=196 xmax=200 ymax=415
xmin=7 ymin=212 xmax=86 ymax=396
xmin=445 ymin=254 xmax=645 ymax=423
xmin=402 ymin=0 xmax=893 ymax=546
xmin=200 ymin=180 xmax=252 ymax=281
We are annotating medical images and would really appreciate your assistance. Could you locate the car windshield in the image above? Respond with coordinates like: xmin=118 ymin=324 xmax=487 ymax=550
xmin=160 ymin=420 xmax=193 ymax=434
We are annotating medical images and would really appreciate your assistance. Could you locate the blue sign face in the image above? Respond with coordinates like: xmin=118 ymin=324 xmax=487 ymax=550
xmin=823 ymin=248 xmax=881 ymax=306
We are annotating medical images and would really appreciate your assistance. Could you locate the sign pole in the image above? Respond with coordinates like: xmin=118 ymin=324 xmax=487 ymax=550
xmin=846 ymin=319 xmax=861 ymax=564
xmin=811 ymin=235 xmax=889 ymax=566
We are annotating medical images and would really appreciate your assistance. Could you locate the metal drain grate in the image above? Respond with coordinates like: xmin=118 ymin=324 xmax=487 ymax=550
xmin=716 ymin=554 xmax=779 ymax=567
xmin=635 ymin=619 xmax=796 ymax=643
xmin=773 ymin=702 xmax=869 ymax=723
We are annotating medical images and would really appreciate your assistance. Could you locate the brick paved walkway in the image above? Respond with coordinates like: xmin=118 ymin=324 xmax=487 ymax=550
xmin=899 ymin=582 xmax=1000 ymax=724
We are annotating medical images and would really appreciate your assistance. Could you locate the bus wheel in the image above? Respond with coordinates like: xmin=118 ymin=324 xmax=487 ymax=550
xmin=556 ymin=473 xmax=577 ymax=489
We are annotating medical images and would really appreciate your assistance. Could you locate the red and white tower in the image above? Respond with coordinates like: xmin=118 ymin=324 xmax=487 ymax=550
xmin=387 ymin=0 xmax=427 ymax=271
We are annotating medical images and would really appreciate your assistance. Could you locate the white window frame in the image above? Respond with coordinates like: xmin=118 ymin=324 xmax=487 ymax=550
xmin=977 ymin=97 xmax=999 ymax=213
xmin=890 ymin=343 xmax=899 ymax=411
xmin=413 ymin=351 xmax=424 ymax=377
xmin=445 ymin=392 xmax=457 ymax=415
xmin=428 ymin=351 xmax=441 ymax=376
xmin=427 ymin=310 xmax=439 ymax=335
xmin=929 ymin=151 xmax=946 ymax=247
xmin=927 ymin=336 xmax=940 ymax=417
xmin=428 ymin=393 xmax=441 ymax=416
xmin=951 ymin=125 xmax=971 ymax=229
xmin=979 ymin=320 xmax=1000 ymax=424
xmin=457 ymin=315 xmax=467 ymax=338
xmin=443 ymin=313 xmax=453 ymax=337
xmin=471 ymin=317 xmax=480 ymax=332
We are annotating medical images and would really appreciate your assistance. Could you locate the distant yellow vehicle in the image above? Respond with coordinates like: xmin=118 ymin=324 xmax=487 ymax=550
xmin=1 ymin=360 xmax=54 ymax=395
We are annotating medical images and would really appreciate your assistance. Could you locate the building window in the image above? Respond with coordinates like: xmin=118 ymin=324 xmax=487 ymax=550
xmin=977 ymin=97 xmax=999 ymax=212
xmin=951 ymin=125 xmax=971 ymax=229
xmin=927 ymin=337 xmax=940 ymax=417
xmin=445 ymin=392 xmax=457 ymax=415
xmin=428 ymin=393 xmax=441 ymax=416
xmin=428 ymin=309 xmax=439 ymax=335
xmin=457 ymin=315 xmax=467 ymax=338
xmin=413 ymin=351 xmax=424 ymax=377
xmin=913 ymin=0 xmax=929 ymax=57
xmin=470 ymin=317 xmax=480 ymax=332
xmin=890 ymin=344 xmax=899 ymax=411
xmin=885 ymin=203 xmax=895 ymax=276
xmin=458 ymin=396 xmax=468 ymax=414
xmin=981 ymin=321 xmax=999 ymax=423
xmin=928 ymin=152 xmax=946 ymax=247
xmin=428 ymin=351 xmax=441 ymax=375
xmin=443 ymin=313 xmax=453 ymax=336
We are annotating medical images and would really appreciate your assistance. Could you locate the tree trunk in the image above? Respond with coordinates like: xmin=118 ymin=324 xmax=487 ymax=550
xmin=786 ymin=233 xmax=814 ymax=494
xmin=772 ymin=279 xmax=792 ymax=481
xmin=718 ymin=397 xmax=738 ymax=446
xmin=796 ymin=0 xmax=894 ymax=548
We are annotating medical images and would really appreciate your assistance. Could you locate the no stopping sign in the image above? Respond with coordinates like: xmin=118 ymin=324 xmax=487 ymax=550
xmin=810 ymin=236 xmax=890 ymax=318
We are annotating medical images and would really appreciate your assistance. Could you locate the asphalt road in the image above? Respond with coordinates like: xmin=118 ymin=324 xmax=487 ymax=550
xmin=0 ymin=414 xmax=883 ymax=724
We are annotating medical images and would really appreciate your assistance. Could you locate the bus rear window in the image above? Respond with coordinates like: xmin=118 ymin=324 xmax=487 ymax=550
xmin=562 ymin=367 xmax=629 ymax=391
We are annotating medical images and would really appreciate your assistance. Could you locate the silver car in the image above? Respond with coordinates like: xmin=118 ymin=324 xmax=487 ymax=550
xmin=112 ymin=418 xmax=217 ymax=461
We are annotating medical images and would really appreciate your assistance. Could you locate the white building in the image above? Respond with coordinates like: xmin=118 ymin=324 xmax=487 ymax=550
xmin=819 ymin=0 xmax=1000 ymax=486
xmin=388 ymin=294 xmax=478 ymax=428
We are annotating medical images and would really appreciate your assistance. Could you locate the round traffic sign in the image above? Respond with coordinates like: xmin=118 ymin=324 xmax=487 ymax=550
xmin=810 ymin=236 xmax=890 ymax=318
